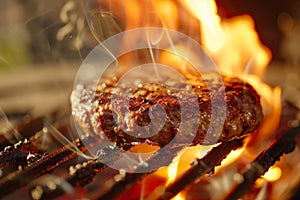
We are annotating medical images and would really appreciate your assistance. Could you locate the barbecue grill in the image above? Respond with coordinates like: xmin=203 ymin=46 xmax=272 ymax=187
xmin=1 ymin=0 xmax=300 ymax=199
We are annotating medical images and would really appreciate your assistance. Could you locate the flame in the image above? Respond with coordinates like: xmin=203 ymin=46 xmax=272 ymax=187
xmin=162 ymin=0 xmax=281 ymax=194
xmin=179 ymin=1 xmax=281 ymax=141
xmin=219 ymin=147 xmax=244 ymax=167
xmin=262 ymin=166 xmax=282 ymax=182
xmin=181 ymin=0 xmax=223 ymax=54
xmin=167 ymin=157 xmax=185 ymax=200
xmin=98 ymin=0 xmax=282 ymax=198
xmin=167 ymin=153 xmax=182 ymax=185
xmin=165 ymin=145 xmax=216 ymax=185
xmin=181 ymin=0 xmax=271 ymax=77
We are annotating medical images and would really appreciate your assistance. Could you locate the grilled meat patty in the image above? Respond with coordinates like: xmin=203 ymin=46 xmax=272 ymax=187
xmin=71 ymin=73 xmax=263 ymax=150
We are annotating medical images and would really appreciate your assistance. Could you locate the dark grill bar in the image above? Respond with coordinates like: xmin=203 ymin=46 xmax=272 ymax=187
xmin=0 ymin=111 xmax=299 ymax=199
xmin=0 ymin=141 xmax=81 ymax=197
xmin=95 ymin=146 xmax=183 ymax=200
xmin=226 ymin=125 xmax=299 ymax=199
xmin=158 ymin=137 xmax=245 ymax=200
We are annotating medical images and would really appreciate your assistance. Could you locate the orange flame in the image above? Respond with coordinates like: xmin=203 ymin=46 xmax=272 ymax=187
xmin=164 ymin=0 xmax=281 ymax=191
xmin=179 ymin=0 xmax=281 ymax=148
xmin=98 ymin=0 xmax=282 ymax=198
xmin=181 ymin=0 xmax=271 ymax=77
xmin=262 ymin=166 xmax=282 ymax=182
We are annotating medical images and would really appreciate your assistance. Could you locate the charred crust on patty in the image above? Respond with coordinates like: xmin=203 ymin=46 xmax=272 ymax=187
xmin=71 ymin=73 xmax=263 ymax=150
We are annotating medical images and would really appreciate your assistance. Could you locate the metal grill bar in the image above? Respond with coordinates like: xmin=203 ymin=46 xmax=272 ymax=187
xmin=226 ymin=125 xmax=300 ymax=199
xmin=158 ymin=137 xmax=245 ymax=200
xmin=0 ymin=112 xmax=299 ymax=199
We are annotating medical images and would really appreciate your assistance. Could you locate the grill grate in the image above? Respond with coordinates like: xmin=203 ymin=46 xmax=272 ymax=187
xmin=0 ymin=109 xmax=299 ymax=200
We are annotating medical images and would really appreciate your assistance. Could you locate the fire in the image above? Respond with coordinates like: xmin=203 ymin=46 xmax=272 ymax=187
xmin=181 ymin=0 xmax=271 ymax=77
xmin=167 ymin=150 xmax=185 ymax=185
xmin=165 ymin=145 xmax=217 ymax=183
xmin=98 ymin=0 xmax=282 ymax=199
xmin=219 ymin=147 xmax=244 ymax=167
xmin=167 ymin=155 xmax=185 ymax=200
xmin=162 ymin=0 xmax=281 ymax=197
xmin=179 ymin=1 xmax=281 ymax=140
xmin=262 ymin=166 xmax=282 ymax=182
xmin=181 ymin=0 xmax=224 ymax=54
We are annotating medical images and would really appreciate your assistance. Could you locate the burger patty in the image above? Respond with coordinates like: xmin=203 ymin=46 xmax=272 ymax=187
xmin=71 ymin=73 xmax=263 ymax=150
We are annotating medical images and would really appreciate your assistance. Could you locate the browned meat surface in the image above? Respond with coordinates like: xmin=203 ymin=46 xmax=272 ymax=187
xmin=71 ymin=73 xmax=263 ymax=150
